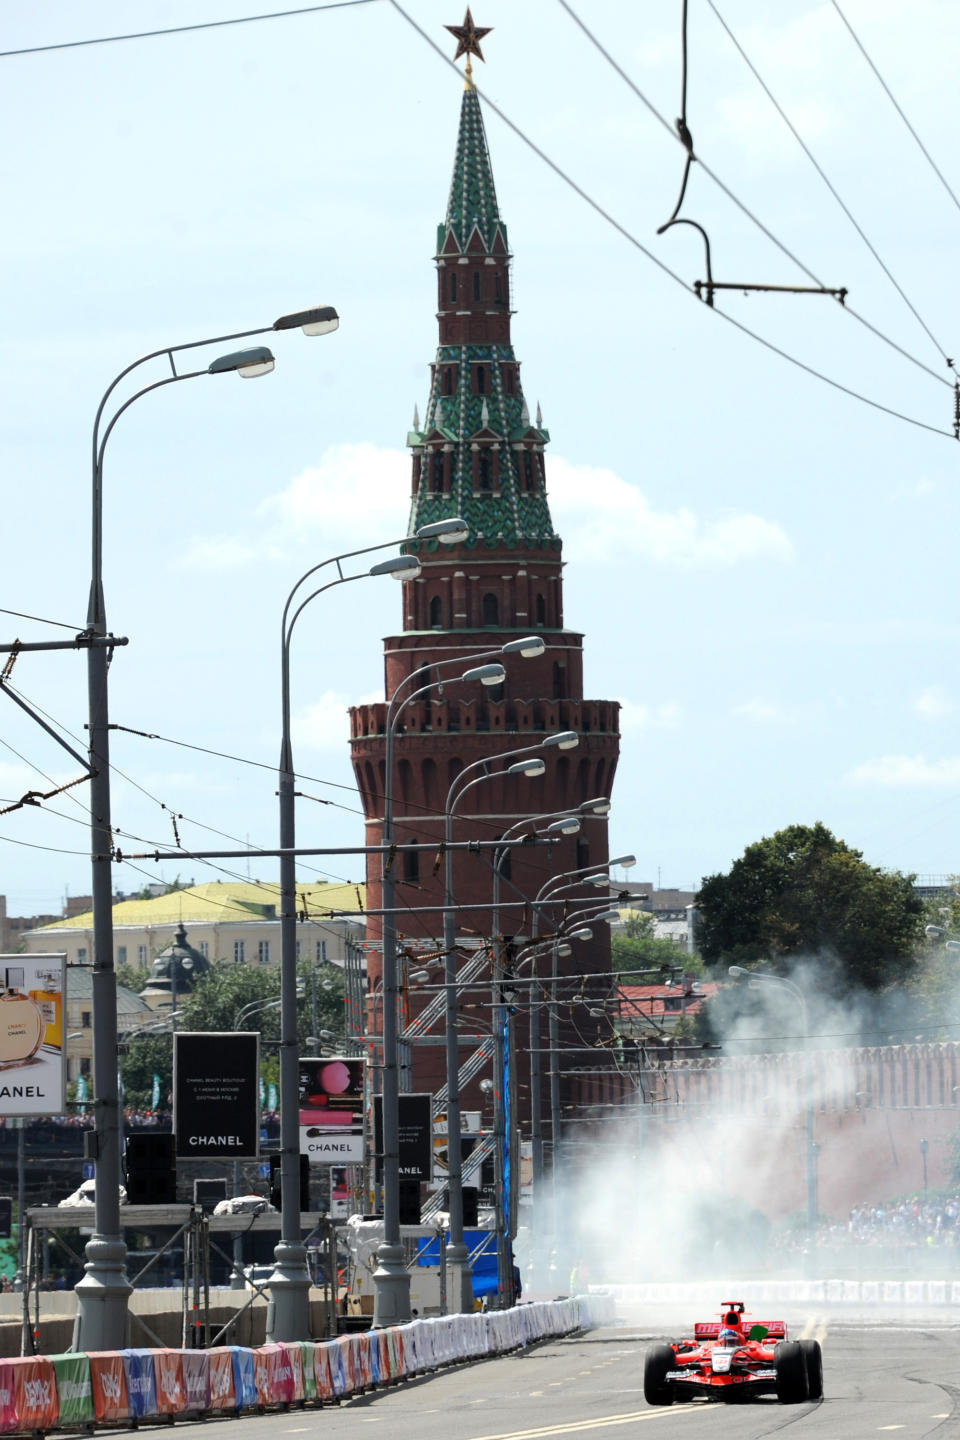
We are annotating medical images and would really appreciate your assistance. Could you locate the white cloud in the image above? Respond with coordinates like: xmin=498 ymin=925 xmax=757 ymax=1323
xmin=176 ymin=444 xmax=792 ymax=574
xmin=547 ymin=456 xmax=793 ymax=568
xmin=618 ymin=700 xmax=681 ymax=734
xmin=914 ymin=685 xmax=954 ymax=719
xmin=732 ymin=698 xmax=782 ymax=722
xmin=847 ymin=754 xmax=960 ymax=787
xmin=259 ymin=443 xmax=408 ymax=533
xmin=179 ymin=536 xmax=258 ymax=571
xmin=0 ymin=761 xmax=43 ymax=800
xmin=293 ymin=689 xmax=380 ymax=751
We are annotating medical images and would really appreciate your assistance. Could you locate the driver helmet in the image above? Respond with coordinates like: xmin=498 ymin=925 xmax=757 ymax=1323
xmin=718 ymin=1326 xmax=740 ymax=1345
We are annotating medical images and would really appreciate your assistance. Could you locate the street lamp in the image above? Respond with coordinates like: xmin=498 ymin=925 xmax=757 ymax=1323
xmin=728 ymin=966 xmax=817 ymax=1245
xmin=439 ymin=732 xmax=578 ymax=1312
xmin=372 ymin=636 xmax=545 ymax=1327
xmin=272 ymin=523 xmax=475 ymax=1341
xmin=77 ymin=307 xmax=332 ymax=1352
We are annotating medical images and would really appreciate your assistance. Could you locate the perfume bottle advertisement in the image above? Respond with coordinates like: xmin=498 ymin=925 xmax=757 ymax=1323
xmin=0 ymin=953 xmax=66 ymax=1116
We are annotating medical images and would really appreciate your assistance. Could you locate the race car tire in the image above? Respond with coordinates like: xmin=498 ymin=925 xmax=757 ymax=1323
xmin=774 ymin=1340 xmax=810 ymax=1404
xmin=643 ymin=1345 xmax=676 ymax=1406
xmin=799 ymin=1338 xmax=823 ymax=1400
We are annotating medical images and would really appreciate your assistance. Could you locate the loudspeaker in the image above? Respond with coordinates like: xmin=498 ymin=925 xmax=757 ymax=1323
xmin=268 ymin=1154 xmax=310 ymax=1210
xmin=398 ymin=1179 xmax=421 ymax=1226
xmin=461 ymin=1186 xmax=479 ymax=1228
xmin=125 ymin=1132 xmax=176 ymax=1204
xmin=193 ymin=1178 xmax=228 ymax=1212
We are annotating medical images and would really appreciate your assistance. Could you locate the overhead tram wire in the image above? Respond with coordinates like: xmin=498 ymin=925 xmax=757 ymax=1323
xmin=0 ymin=607 xmax=83 ymax=630
xmin=389 ymin=0 xmax=953 ymax=442
xmin=830 ymin=0 xmax=960 ymax=221
xmin=555 ymin=0 xmax=954 ymax=395
xmin=0 ymin=0 xmax=379 ymax=60
xmin=705 ymin=0 xmax=957 ymax=379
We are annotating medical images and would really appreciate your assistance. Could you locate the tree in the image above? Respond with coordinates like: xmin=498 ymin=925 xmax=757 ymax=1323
xmin=611 ymin=912 xmax=701 ymax=977
xmin=695 ymin=822 xmax=923 ymax=994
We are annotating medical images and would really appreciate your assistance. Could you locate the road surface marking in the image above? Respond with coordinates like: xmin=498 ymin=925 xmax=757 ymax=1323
xmin=466 ymin=1404 xmax=699 ymax=1440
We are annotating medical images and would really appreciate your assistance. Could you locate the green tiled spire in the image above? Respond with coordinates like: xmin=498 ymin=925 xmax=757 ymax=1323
xmin=439 ymin=86 xmax=505 ymax=255
xmin=409 ymin=85 xmax=560 ymax=552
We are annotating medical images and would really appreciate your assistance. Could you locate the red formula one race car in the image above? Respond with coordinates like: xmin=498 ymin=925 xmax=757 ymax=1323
xmin=644 ymin=1301 xmax=822 ymax=1406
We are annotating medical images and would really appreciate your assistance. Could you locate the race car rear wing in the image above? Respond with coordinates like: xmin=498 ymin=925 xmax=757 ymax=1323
xmin=694 ymin=1321 xmax=787 ymax=1340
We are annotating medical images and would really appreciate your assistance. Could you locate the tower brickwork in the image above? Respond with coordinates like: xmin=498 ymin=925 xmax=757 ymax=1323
xmin=349 ymin=74 xmax=620 ymax=1115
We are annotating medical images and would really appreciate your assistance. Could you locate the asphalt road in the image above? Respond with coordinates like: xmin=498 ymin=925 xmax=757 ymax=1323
xmin=142 ymin=1316 xmax=960 ymax=1440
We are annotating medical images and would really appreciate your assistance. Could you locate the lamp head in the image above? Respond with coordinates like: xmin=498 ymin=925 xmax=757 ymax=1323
xmin=501 ymin=635 xmax=546 ymax=658
xmin=580 ymin=797 xmax=611 ymax=816
xmin=567 ymin=926 xmax=593 ymax=942
xmin=544 ymin=730 xmax=579 ymax=750
xmin=546 ymin=818 xmax=581 ymax=837
xmin=416 ymin=516 xmax=469 ymax=543
xmin=369 ymin=555 xmax=422 ymax=580
xmin=591 ymin=908 xmax=623 ymax=924
xmin=609 ymin=854 xmax=636 ymax=869
xmin=508 ymin=758 xmax=545 ymax=778
xmin=273 ymin=305 xmax=339 ymax=335
xmin=556 ymin=943 xmax=573 ymax=958
xmin=462 ymin=662 xmax=506 ymax=686
xmin=209 ymin=345 xmax=275 ymax=378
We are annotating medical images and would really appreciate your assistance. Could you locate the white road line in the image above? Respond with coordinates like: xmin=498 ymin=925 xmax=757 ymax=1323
xmin=465 ymin=1404 xmax=699 ymax=1440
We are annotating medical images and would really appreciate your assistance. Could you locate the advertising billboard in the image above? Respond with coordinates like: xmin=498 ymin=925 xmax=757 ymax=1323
xmin=299 ymin=1055 xmax=365 ymax=1166
xmin=373 ymin=1092 xmax=433 ymax=1181
xmin=173 ymin=1031 xmax=260 ymax=1158
xmin=0 ymin=953 xmax=65 ymax=1117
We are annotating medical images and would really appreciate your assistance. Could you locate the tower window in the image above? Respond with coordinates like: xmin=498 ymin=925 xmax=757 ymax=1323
xmin=503 ymin=364 xmax=514 ymax=394
xmin=553 ymin=661 xmax=567 ymax=699
xmin=473 ymin=270 xmax=481 ymax=301
xmin=477 ymin=450 xmax=492 ymax=492
xmin=523 ymin=450 xmax=535 ymax=490
xmin=536 ymin=593 xmax=546 ymax=626
xmin=482 ymin=593 xmax=499 ymax=626
xmin=495 ymin=272 xmax=504 ymax=303
xmin=477 ymin=365 xmax=486 ymax=395
xmin=429 ymin=594 xmax=443 ymax=628
xmin=431 ymin=453 xmax=444 ymax=493
xmin=449 ymin=272 xmax=457 ymax=302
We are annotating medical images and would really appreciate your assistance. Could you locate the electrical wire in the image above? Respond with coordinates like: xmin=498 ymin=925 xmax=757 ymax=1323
xmin=556 ymin=0 xmax=954 ymax=394
xmin=0 ymin=0 xmax=379 ymax=60
xmin=390 ymin=0 xmax=954 ymax=441
xmin=0 ymin=607 xmax=82 ymax=630
xmin=706 ymin=0 xmax=957 ymax=377
xmin=830 ymin=0 xmax=960 ymax=221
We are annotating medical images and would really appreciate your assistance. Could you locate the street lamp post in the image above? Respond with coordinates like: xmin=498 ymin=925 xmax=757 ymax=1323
xmin=440 ymin=731 xmax=578 ymax=1312
xmin=728 ymin=966 xmax=817 ymax=1247
xmin=271 ymin=517 xmax=471 ymax=1341
xmin=76 ymin=306 xmax=336 ymax=1352
xmin=372 ymin=634 xmax=545 ymax=1328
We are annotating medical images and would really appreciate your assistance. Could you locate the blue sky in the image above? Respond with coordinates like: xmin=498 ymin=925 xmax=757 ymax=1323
xmin=1 ymin=0 xmax=959 ymax=915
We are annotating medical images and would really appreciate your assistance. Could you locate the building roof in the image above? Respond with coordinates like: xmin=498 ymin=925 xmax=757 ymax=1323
xmin=618 ymin=980 xmax=718 ymax=1020
xmin=64 ymin=966 xmax=152 ymax=1023
xmin=26 ymin=880 xmax=365 ymax=932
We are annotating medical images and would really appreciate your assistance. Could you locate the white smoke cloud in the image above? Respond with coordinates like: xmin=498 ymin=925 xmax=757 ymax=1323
xmin=847 ymin=754 xmax=960 ymax=786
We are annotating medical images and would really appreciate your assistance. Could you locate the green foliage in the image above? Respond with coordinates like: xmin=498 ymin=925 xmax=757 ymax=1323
xmin=116 ymin=962 xmax=150 ymax=993
xmin=117 ymin=957 xmax=349 ymax=1105
xmin=695 ymin=822 xmax=923 ymax=994
xmin=120 ymin=1032 xmax=173 ymax=1111
xmin=611 ymin=912 xmax=701 ymax=978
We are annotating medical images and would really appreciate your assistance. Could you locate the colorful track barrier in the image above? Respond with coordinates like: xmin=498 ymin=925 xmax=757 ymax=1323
xmin=9 ymin=1293 xmax=609 ymax=1431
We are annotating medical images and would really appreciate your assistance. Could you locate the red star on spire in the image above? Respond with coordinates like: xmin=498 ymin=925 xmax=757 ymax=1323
xmin=445 ymin=7 xmax=492 ymax=66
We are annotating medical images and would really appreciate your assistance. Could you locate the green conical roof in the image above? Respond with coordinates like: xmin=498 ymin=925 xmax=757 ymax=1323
xmin=438 ymin=85 xmax=507 ymax=255
xmin=410 ymin=84 xmax=560 ymax=551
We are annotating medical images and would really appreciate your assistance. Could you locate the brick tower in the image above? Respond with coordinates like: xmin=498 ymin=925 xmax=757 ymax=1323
xmin=349 ymin=56 xmax=621 ymax=1122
